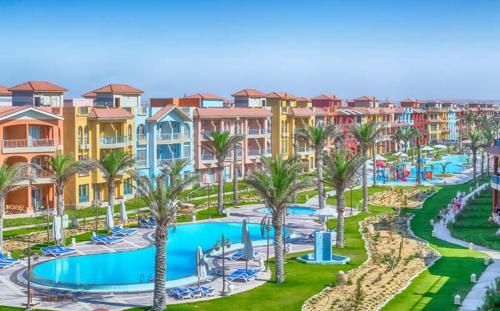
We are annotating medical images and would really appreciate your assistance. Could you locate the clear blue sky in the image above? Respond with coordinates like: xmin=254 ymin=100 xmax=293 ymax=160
xmin=1 ymin=0 xmax=499 ymax=100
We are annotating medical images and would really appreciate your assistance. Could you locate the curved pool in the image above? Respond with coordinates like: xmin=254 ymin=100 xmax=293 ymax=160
xmin=32 ymin=222 xmax=271 ymax=291
xmin=257 ymin=205 xmax=316 ymax=216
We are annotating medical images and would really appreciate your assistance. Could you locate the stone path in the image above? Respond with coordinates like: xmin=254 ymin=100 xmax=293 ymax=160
xmin=432 ymin=221 xmax=500 ymax=311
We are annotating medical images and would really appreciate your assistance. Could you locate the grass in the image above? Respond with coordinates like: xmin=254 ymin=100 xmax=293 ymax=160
xmin=382 ymin=178 xmax=490 ymax=311
xmin=126 ymin=203 xmax=393 ymax=311
xmin=450 ymin=188 xmax=499 ymax=251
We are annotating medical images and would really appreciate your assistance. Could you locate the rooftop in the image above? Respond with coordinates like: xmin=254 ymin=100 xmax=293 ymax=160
xmin=194 ymin=107 xmax=271 ymax=118
xmin=88 ymin=108 xmax=133 ymax=120
xmin=0 ymin=85 xmax=11 ymax=96
xmin=184 ymin=93 xmax=224 ymax=101
xmin=91 ymin=84 xmax=143 ymax=95
xmin=8 ymin=81 xmax=67 ymax=93
xmin=231 ymin=89 xmax=266 ymax=98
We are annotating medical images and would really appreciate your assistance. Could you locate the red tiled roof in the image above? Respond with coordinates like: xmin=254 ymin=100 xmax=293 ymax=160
xmin=91 ymin=84 xmax=143 ymax=95
xmin=9 ymin=81 xmax=67 ymax=92
xmin=194 ymin=107 xmax=271 ymax=118
xmin=266 ymin=92 xmax=297 ymax=100
xmin=400 ymin=98 xmax=418 ymax=103
xmin=288 ymin=107 xmax=316 ymax=117
xmin=296 ymin=96 xmax=311 ymax=102
xmin=147 ymin=105 xmax=175 ymax=122
xmin=312 ymin=94 xmax=340 ymax=100
xmin=88 ymin=108 xmax=133 ymax=120
xmin=0 ymin=106 xmax=63 ymax=120
xmin=231 ymin=89 xmax=266 ymax=98
xmin=0 ymin=85 xmax=11 ymax=96
xmin=313 ymin=107 xmax=328 ymax=116
xmin=353 ymin=96 xmax=376 ymax=102
xmin=82 ymin=91 xmax=97 ymax=98
xmin=184 ymin=93 xmax=224 ymax=100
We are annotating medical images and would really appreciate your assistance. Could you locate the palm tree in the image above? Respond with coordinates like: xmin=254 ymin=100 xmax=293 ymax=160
xmin=469 ymin=130 xmax=486 ymax=183
xmin=0 ymin=163 xmax=31 ymax=251
xmin=135 ymin=171 xmax=195 ymax=311
xmin=481 ymin=119 xmax=496 ymax=173
xmin=203 ymin=131 xmax=243 ymax=214
xmin=97 ymin=150 xmax=135 ymax=214
xmin=439 ymin=161 xmax=451 ymax=174
xmin=350 ymin=122 xmax=383 ymax=212
xmin=464 ymin=111 xmax=477 ymax=139
xmin=159 ymin=158 xmax=191 ymax=188
xmin=391 ymin=127 xmax=406 ymax=152
xmin=406 ymin=128 xmax=423 ymax=185
xmin=47 ymin=152 xmax=95 ymax=243
xmin=246 ymin=156 xmax=310 ymax=283
xmin=323 ymin=150 xmax=366 ymax=247
xmin=297 ymin=124 xmax=341 ymax=210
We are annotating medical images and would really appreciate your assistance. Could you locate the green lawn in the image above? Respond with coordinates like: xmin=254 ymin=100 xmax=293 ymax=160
xmin=382 ymin=178 xmax=489 ymax=311
xmin=127 ymin=204 xmax=393 ymax=311
xmin=450 ymin=188 xmax=499 ymax=251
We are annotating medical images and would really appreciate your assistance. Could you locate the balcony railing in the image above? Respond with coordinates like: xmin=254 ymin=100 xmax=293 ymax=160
xmin=248 ymin=149 xmax=270 ymax=157
xmin=77 ymin=106 xmax=89 ymax=116
xmin=136 ymin=159 xmax=147 ymax=167
xmin=157 ymin=157 xmax=188 ymax=165
xmin=100 ymin=136 xmax=129 ymax=146
xmin=201 ymin=153 xmax=215 ymax=161
xmin=137 ymin=106 xmax=147 ymax=115
xmin=137 ymin=134 xmax=147 ymax=145
xmin=248 ymin=128 xmax=270 ymax=136
xmin=297 ymin=147 xmax=312 ymax=154
xmin=157 ymin=132 xmax=189 ymax=142
xmin=2 ymin=138 xmax=56 ymax=153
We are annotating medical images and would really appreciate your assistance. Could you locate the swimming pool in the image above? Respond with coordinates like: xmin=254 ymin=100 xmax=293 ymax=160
xmin=32 ymin=222 xmax=272 ymax=291
xmin=257 ymin=205 xmax=316 ymax=215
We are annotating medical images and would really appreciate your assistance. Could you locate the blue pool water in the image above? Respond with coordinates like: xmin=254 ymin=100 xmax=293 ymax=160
xmin=32 ymin=222 xmax=271 ymax=291
xmin=257 ymin=205 xmax=315 ymax=215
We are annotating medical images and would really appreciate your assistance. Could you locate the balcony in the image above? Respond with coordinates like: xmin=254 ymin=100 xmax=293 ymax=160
xmin=248 ymin=149 xmax=270 ymax=159
xmin=247 ymin=128 xmax=270 ymax=137
xmin=100 ymin=136 xmax=130 ymax=148
xmin=157 ymin=132 xmax=189 ymax=144
xmin=491 ymin=175 xmax=500 ymax=190
xmin=201 ymin=153 xmax=217 ymax=164
xmin=32 ymin=169 xmax=53 ymax=184
xmin=77 ymin=106 xmax=89 ymax=116
xmin=2 ymin=138 xmax=56 ymax=153
xmin=78 ymin=138 xmax=90 ymax=150
xmin=137 ymin=134 xmax=147 ymax=145
xmin=157 ymin=157 xmax=188 ymax=166
xmin=297 ymin=146 xmax=313 ymax=155
xmin=136 ymin=159 xmax=147 ymax=168
xmin=137 ymin=106 xmax=147 ymax=116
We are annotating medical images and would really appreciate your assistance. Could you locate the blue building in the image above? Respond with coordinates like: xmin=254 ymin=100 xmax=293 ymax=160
xmin=448 ymin=109 xmax=458 ymax=141
xmin=135 ymin=99 xmax=194 ymax=181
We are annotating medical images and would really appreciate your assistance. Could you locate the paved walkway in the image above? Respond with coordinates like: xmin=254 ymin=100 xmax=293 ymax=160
xmin=432 ymin=221 xmax=500 ymax=311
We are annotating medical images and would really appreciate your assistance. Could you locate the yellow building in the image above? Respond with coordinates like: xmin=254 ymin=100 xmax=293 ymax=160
xmin=421 ymin=101 xmax=450 ymax=143
xmin=267 ymin=92 xmax=315 ymax=172
xmin=63 ymin=84 xmax=142 ymax=208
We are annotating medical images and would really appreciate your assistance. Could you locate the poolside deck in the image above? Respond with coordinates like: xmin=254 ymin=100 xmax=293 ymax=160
xmin=0 ymin=204 xmax=326 ymax=311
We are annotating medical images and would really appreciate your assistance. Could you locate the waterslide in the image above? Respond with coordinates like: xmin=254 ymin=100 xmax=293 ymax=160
xmin=396 ymin=170 xmax=408 ymax=182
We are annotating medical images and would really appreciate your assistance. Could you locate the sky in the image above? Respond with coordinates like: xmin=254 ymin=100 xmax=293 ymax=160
xmin=1 ymin=0 xmax=500 ymax=100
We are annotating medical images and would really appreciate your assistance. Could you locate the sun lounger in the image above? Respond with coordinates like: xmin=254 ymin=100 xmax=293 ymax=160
xmin=228 ymin=250 xmax=262 ymax=261
xmin=187 ymin=287 xmax=203 ymax=298
xmin=41 ymin=245 xmax=77 ymax=257
xmin=168 ymin=287 xmax=192 ymax=300
xmin=0 ymin=254 xmax=17 ymax=264
xmin=111 ymin=226 xmax=137 ymax=236
xmin=140 ymin=218 xmax=156 ymax=229
xmin=91 ymin=234 xmax=122 ymax=245
xmin=148 ymin=217 xmax=158 ymax=227
xmin=227 ymin=268 xmax=261 ymax=282
xmin=0 ymin=261 xmax=15 ymax=270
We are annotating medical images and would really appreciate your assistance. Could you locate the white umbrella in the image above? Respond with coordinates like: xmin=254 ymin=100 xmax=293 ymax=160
xmin=311 ymin=207 xmax=336 ymax=230
xmin=241 ymin=219 xmax=247 ymax=244
xmin=195 ymin=246 xmax=208 ymax=287
xmin=421 ymin=146 xmax=434 ymax=151
xmin=106 ymin=204 xmax=114 ymax=229
xmin=375 ymin=155 xmax=387 ymax=161
xmin=120 ymin=199 xmax=128 ymax=223
xmin=53 ymin=216 xmax=62 ymax=243
xmin=243 ymin=225 xmax=254 ymax=271
xmin=434 ymin=144 xmax=447 ymax=149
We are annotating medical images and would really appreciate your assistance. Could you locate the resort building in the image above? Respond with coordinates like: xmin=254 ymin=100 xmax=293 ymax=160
xmin=232 ymin=89 xmax=268 ymax=108
xmin=0 ymin=86 xmax=12 ymax=106
xmin=192 ymin=105 xmax=272 ymax=184
xmin=1 ymin=81 xmax=66 ymax=215
xmin=311 ymin=94 xmax=342 ymax=109
xmin=62 ymin=84 xmax=140 ymax=208
xmin=267 ymin=92 xmax=315 ymax=171
xmin=421 ymin=101 xmax=450 ymax=144
xmin=486 ymin=137 xmax=500 ymax=215
xmin=347 ymin=96 xmax=379 ymax=108
xmin=134 ymin=98 xmax=194 ymax=181
xmin=400 ymin=99 xmax=427 ymax=144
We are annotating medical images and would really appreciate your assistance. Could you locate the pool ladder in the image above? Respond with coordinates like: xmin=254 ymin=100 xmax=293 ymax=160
xmin=139 ymin=273 xmax=154 ymax=284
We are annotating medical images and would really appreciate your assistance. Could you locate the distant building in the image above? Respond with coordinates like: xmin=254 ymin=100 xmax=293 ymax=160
xmin=0 ymin=85 xmax=12 ymax=106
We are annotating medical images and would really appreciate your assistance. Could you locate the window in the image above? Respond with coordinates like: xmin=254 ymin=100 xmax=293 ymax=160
xmin=124 ymin=178 xmax=132 ymax=195
xmin=79 ymin=185 xmax=89 ymax=203
xmin=84 ymin=126 xmax=89 ymax=143
xmin=78 ymin=126 xmax=83 ymax=144
xmin=183 ymin=142 xmax=191 ymax=158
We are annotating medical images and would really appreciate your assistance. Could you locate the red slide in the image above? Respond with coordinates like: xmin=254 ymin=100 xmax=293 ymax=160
xmin=396 ymin=170 xmax=408 ymax=182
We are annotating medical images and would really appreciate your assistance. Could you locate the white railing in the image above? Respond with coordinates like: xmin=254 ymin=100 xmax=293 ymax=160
xmin=248 ymin=149 xmax=268 ymax=156
xmin=137 ymin=106 xmax=147 ymax=115
xmin=136 ymin=159 xmax=147 ymax=167
xmin=100 ymin=136 xmax=128 ymax=145
xmin=3 ymin=138 xmax=55 ymax=149
xmin=137 ymin=134 xmax=147 ymax=144
xmin=201 ymin=153 xmax=215 ymax=161
xmin=157 ymin=157 xmax=187 ymax=165
xmin=157 ymin=132 xmax=190 ymax=141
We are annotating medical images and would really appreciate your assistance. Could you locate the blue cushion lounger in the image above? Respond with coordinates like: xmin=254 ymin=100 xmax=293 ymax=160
xmin=227 ymin=270 xmax=258 ymax=282
xmin=168 ymin=287 xmax=192 ymax=300
xmin=41 ymin=245 xmax=76 ymax=257
xmin=0 ymin=261 xmax=15 ymax=270
xmin=148 ymin=217 xmax=158 ymax=227
xmin=0 ymin=254 xmax=17 ymax=263
xmin=140 ymin=219 xmax=155 ymax=229
xmin=187 ymin=287 xmax=203 ymax=298
xmin=91 ymin=235 xmax=122 ymax=245
xmin=111 ymin=227 xmax=137 ymax=236
xmin=229 ymin=250 xmax=262 ymax=261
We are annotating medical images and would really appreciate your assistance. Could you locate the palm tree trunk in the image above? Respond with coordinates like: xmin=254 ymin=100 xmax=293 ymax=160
xmin=472 ymin=150 xmax=477 ymax=184
xmin=233 ymin=147 xmax=238 ymax=208
xmin=291 ymin=135 xmax=298 ymax=203
xmin=218 ymin=164 xmax=224 ymax=215
xmin=108 ymin=181 xmax=115 ymax=217
xmin=0 ymin=199 xmax=4 ymax=252
xmin=56 ymin=183 xmax=66 ymax=245
xmin=416 ymin=144 xmax=422 ymax=186
xmin=336 ymin=188 xmax=345 ymax=248
xmin=487 ymin=153 xmax=491 ymax=174
xmin=372 ymin=145 xmax=377 ymax=186
xmin=481 ymin=150 xmax=485 ymax=177
xmin=152 ymin=225 xmax=167 ymax=311
xmin=316 ymin=149 xmax=325 ymax=210
xmin=272 ymin=219 xmax=285 ymax=284
xmin=362 ymin=149 xmax=368 ymax=212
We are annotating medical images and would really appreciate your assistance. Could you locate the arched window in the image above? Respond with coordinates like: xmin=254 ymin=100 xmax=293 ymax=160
xmin=84 ymin=126 xmax=89 ymax=143
xmin=78 ymin=126 xmax=83 ymax=144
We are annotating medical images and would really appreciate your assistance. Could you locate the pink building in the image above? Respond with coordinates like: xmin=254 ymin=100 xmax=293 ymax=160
xmin=193 ymin=107 xmax=272 ymax=184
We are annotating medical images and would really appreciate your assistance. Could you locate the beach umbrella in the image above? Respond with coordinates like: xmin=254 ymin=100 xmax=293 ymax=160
xmin=311 ymin=207 xmax=336 ymax=230
xmin=434 ymin=144 xmax=447 ymax=149
xmin=375 ymin=155 xmax=387 ymax=161
xmin=52 ymin=216 xmax=62 ymax=243
xmin=195 ymin=246 xmax=208 ymax=287
xmin=106 ymin=204 xmax=114 ymax=230
xmin=421 ymin=146 xmax=434 ymax=152
xmin=243 ymin=226 xmax=254 ymax=271
xmin=120 ymin=199 xmax=128 ymax=223
xmin=241 ymin=219 xmax=247 ymax=244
